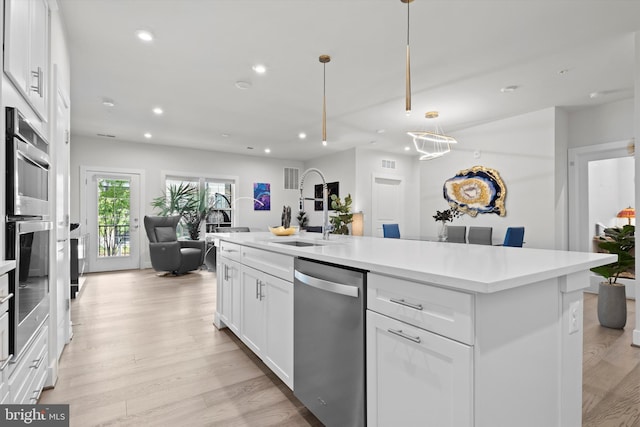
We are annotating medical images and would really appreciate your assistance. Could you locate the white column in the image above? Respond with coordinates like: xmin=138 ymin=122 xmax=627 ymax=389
xmin=634 ymin=32 xmax=640 ymax=347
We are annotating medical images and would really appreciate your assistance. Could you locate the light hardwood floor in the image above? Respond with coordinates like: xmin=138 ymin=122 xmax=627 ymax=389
xmin=39 ymin=269 xmax=639 ymax=426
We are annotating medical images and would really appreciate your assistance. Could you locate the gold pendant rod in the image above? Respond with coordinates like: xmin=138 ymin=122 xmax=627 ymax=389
xmin=319 ymin=54 xmax=331 ymax=145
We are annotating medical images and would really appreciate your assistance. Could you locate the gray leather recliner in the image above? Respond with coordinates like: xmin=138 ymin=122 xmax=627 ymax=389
xmin=144 ymin=215 xmax=205 ymax=274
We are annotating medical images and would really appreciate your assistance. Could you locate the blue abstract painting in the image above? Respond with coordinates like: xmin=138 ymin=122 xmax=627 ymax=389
xmin=253 ymin=182 xmax=270 ymax=211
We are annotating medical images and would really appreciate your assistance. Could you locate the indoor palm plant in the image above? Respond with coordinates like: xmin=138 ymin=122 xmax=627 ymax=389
xmin=151 ymin=183 xmax=210 ymax=240
xmin=590 ymin=224 xmax=635 ymax=329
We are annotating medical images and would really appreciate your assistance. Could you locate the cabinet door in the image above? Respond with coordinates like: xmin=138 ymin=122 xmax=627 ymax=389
xmin=4 ymin=0 xmax=31 ymax=94
xmin=218 ymin=258 xmax=231 ymax=326
xmin=263 ymin=274 xmax=293 ymax=389
xmin=28 ymin=0 xmax=49 ymax=120
xmin=366 ymin=310 xmax=473 ymax=427
xmin=240 ymin=266 xmax=264 ymax=355
xmin=219 ymin=257 xmax=241 ymax=335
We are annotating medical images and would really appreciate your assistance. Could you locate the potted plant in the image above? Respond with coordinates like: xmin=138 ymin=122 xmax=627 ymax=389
xmin=330 ymin=194 xmax=353 ymax=235
xmin=590 ymin=224 xmax=635 ymax=329
xmin=297 ymin=210 xmax=309 ymax=230
xmin=151 ymin=183 xmax=210 ymax=240
xmin=432 ymin=206 xmax=461 ymax=241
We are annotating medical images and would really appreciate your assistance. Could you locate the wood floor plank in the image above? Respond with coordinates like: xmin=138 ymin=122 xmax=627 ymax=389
xmin=39 ymin=269 xmax=640 ymax=426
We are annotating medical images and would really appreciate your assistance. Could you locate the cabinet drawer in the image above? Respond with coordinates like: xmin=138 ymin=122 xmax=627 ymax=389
xmin=218 ymin=241 xmax=242 ymax=262
xmin=241 ymin=246 xmax=293 ymax=282
xmin=9 ymin=325 xmax=48 ymax=404
xmin=0 ymin=312 xmax=9 ymax=363
xmin=0 ymin=273 xmax=10 ymax=313
xmin=367 ymin=273 xmax=474 ymax=345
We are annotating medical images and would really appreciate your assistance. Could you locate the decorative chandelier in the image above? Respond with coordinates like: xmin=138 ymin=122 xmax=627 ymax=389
xmin=401 ymin=0 xmax=413 ymax=116
xmin=407 ymin=111 xmax=458 ymax=160
xmin=319 ymin=54 xmax=331 ymax=146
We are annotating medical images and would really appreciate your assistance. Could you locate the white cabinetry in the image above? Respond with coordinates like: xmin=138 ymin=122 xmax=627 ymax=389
xmin=0 ymin=271 xmax=15 ymax=403
xmin=8 ymin=324 xmax=48 ymax=404
xmin=367 ymin=310 xmax=473 ymax=427
xmin=214 ymin=242 xmax=293 ymax=389
xmin=217 ymin=242 xmax=241 ymax=335
xmin=366 ymin=273 xmax=473 ymax=427
xmin=4 ymin=0 xmax=50 ymax=121
xmin=239 ymin=260 xmax=293 ymax=389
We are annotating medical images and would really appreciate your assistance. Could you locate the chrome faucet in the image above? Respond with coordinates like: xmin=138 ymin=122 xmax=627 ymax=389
xmin=299 ymin=168 xmax=331 ymax=240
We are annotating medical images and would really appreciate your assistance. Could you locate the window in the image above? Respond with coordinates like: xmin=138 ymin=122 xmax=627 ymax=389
xmin=163 ymin=175 xmax=235 ymax=237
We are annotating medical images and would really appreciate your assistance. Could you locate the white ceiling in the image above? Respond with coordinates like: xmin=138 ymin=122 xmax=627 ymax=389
xmin=58 ymin=0 xmax=640 ymax=161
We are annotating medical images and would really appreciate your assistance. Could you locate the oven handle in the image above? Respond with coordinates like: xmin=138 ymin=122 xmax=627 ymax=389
xmin=294 ymin=270 xmax=359 ymax=298
xmin=16 ymin=148 xmax=49 ymax=171
xmin=16 ymin=221 xmax=53 ymax=234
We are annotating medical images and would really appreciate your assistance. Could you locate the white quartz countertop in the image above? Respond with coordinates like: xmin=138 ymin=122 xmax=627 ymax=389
xmin=210 ymin=232 xmax=615 ymax=294
xmin=0 ymin=260 xmax=16 ymax=276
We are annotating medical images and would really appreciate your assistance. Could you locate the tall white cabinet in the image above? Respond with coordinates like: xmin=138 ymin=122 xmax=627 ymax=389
xmin=4 ymin=0 xmax=49 ymax=122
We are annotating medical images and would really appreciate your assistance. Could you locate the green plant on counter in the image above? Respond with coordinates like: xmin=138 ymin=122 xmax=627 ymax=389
xmin=590 ymin=224 xmax=635 ymax=285
xmin=297 ymin=210 xmax=309 ymax=229
xmin=330 ymin=193 xmax=353 ymax=235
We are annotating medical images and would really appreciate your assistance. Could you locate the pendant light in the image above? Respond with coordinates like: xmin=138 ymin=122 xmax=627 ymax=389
xmin=401 ymin=0 xmax=413 ymax=116
xmin=407 ymin=111 xmax=458 ymax=160
xmin=319 ymin=54 xmax=331 ymax=146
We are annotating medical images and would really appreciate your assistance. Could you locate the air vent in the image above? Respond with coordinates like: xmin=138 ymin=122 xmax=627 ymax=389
xmin=97 ymin=133 xmax=116 ymax=138
xmin=382 ymin=159 xmax=396 ymax=169
xmin=284 ymin=167 xmax=299 ymax=190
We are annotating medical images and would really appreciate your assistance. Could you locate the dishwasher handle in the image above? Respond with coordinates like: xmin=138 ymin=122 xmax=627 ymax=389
xmin=294 ymin=270 xmax=359 ymax=298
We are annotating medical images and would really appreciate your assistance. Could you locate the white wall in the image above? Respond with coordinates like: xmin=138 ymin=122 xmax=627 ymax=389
xmin=70 ymin=136 xmax=304 ymax=265
xmin=302 ymin=149 xmax=356 ymax=228
xmin=354 ymin=147 xmax=421 ymax=237
xmin=420 ymin=108 xmax=558 ymax=249
xmin=568 ymin=98 xmax=634 ymax=148
xmin=588 ymin=157 xmax=635 ymax=231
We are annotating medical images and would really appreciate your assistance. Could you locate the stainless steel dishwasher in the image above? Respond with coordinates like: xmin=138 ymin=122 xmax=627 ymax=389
xmin=293 ymin=257 xmax=367 ymax=427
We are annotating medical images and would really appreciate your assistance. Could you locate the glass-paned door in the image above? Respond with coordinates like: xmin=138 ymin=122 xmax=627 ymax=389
xmin=86 ymin=171 xmax=141 ymax=272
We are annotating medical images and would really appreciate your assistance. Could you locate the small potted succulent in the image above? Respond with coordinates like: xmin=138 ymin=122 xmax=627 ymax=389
xmin=590 ymin=224 xmax=634 ymax=329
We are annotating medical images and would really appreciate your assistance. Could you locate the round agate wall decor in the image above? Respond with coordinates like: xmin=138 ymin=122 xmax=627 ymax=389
xmin=443 ymin=165 xmax=506 ymax=217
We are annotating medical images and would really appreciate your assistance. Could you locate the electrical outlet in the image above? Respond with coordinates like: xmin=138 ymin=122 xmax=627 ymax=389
xmin=569 ymin=301 xmax=580 ymax=334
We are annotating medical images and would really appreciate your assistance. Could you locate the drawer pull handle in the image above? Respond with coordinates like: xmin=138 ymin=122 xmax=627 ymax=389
xmin=0 ymin=293 xmax=14 ymax=304
xmin=390 ymin=297 xmax=423 ymax=311
xmin=223 ymin=248 xmax=239 ymax=253
xmin=0 ymin=354 xmax=13 ymax=371
xmin=388 ymin=328 xmax=421 ymax=344
xmin=30 ymin=355 xmax=44 ymax=370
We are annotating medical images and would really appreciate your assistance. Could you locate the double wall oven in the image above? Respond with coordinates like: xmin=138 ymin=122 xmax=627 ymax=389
xmin=5 ymin=107 xmax=52 ymax=358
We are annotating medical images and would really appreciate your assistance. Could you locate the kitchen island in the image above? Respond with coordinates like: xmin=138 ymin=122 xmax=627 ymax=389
xmin=210 ymin=231 xmax=614 ymax=427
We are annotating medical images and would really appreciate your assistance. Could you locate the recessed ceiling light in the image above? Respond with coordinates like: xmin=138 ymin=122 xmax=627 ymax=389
xmin=235 ymin=81 xmax=252 ymax=90
xmin=252 ymin=64 xmax=267 ymax=74
xmin=298 ymin=132 xmax=307 ymax=140
xmin=144 ymin=132 xmax=152 ymax=138
xmin=152 ymin=107 xmax=163 ymax=115
xmin=376 ymin=129 xmax=385 ymax=134
xmin=221 ymin=133 xmax=230 ymax=138
xmin=404 ymin=146 xmax=411 ymax=151
xmin=264 ymin=148 xmax=271 ymax=153
xmin=500 ymin=85 xmax=519 ymax=93
xmin=589 ymin=91 xmax=602 ymax=99
xmin=102 ymin=98 xmax=115 ymax=107
xmin=136 ymin=30 xmax=154 ymax=42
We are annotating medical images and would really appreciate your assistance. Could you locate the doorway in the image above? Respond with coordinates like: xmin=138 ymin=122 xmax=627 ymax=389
xmin=568 ymin=139 xmax=635 ymax=298
xmin=371 ymin=174 xmax=404 ymax=237
xmin=82 ymin=168 xmax=143 ymax=272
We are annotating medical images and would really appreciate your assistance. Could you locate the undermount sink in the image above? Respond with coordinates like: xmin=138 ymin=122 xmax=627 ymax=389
xmin=273 ymin=240 xmax=319 ymax=247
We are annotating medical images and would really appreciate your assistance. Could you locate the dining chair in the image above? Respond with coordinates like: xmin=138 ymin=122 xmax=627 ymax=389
xmin=382 ymin=223 xmax=401 ymax=239
xmin=468 ymin=226 xmax=493 ymax=245
xmin=503 ymin=227 xmax=525 ymax=247
xmin=446 ymin=226 xmax=467 ymax=243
